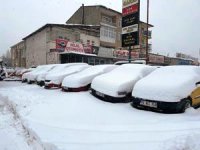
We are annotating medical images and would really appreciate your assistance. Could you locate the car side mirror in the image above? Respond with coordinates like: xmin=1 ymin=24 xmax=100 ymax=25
xmin=196 ymin=81 xmax=200 ymax=86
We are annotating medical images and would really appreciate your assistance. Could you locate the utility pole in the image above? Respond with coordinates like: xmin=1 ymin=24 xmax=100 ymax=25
xmin=146 ymin=0 xmax=149 ymax=64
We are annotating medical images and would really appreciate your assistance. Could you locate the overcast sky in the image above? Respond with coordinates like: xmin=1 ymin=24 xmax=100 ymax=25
xmin=1 ymin=0 xmax=200 ymax=58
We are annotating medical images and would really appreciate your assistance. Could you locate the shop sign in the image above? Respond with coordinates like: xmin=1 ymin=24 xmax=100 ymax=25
xmin=56 ymin=39 xmax=67 ymax=52
xmin=122 ymin=12 xmax=139 ymax=28
xmin=122 ymin=32 xmax=139 ymax=47
xmin=122 ymin=4 xmax=138 ymax=16
xmin=114 ymin=50 xmax=139 ymax=59
xmin=123 ymin=0 xmax=138 ymax=8
xmin=122 ymin=24 xmax=138 ymax=34
xmin=56 ymin=39 xmax=85 ymax=53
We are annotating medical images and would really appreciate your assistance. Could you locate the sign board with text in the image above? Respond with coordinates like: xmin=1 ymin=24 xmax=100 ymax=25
xmin=122 ymin=4 xmax=138 ymax=16
xmin=123 ymin=0 xmax=138 ymax=8
xmin=122 ymin=0 xmax=140 ymax=47
xmin=122 ymin=32 xmax=139 ymax=47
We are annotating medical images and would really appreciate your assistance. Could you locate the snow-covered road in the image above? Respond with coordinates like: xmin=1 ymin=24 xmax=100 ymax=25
xmin=1 ymin=81 xmax=200 ymax=150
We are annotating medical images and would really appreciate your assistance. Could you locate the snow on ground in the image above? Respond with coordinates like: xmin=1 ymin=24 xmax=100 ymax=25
xmin=0 ymin=92 xmax=43 ymax=150
xmin=1 ymin=81 xmax=200 ymax=150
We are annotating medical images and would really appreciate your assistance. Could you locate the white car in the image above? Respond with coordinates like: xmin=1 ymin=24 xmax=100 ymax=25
xmin=91 ymin=64 xmax=156 ymax=103
xmin=36 ymin=64 xmax=60 ymax=86
xmin=26 ymin=64 xmax=57 ymax=84
xmin=44 ymin=63 xmax=89 ymax=89
xmin=61 ymin=65 xmax=118 ymax=92
xmin=22 ymin=65 xmax=48 ymax=83
xmin=131 ymin=66 xmax=200 ymax=113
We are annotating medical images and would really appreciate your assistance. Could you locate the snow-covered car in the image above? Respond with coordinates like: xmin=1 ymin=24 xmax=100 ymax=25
xmin=61 ymin=65 xmax=118 ymax=92
xmin=27 ymin=64 xmax=57 ymax=84
xmin=91 ymin=64 xmax=156 ymax=103
xmin=131 ymin=66 xmax=200 ymax=113
xmin=36 ymin=64 xmax=59 ymax=86
xmin=44 ymin=63 xmax=89 ymax=89
xmin=22 ymin=65 xmax=46 ymax=83
xmin=19 ymin=67 xmax=36 ymax=77
xmin=0 ymin=68 xmax=7 ymax=81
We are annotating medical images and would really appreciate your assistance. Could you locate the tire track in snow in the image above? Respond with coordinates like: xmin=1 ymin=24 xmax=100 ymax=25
xmin=0 ymin=95 xmax=55 ymax=150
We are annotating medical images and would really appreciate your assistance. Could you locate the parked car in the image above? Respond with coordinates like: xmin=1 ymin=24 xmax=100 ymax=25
xmin=91 ymin=64 xmax=156 ymax=103
xmin=0 ymin=68 xmax=7 ymax=81
xmin=26 ymin=64 xmax=57 ymax=84
xmin=36 ymin=64 xmax=59 ymax=86
xmin=44 ymin=63 xmax=89 ymax=89
xmin=131 ymin=66 xmax=200 ymax=113
xmin=22 ymin=65 xmax=46 ymax=83
xmin=19 ymin=67 xmax=36 ymax=78
xmin=61 ymin=65 xmax=118 ymax=92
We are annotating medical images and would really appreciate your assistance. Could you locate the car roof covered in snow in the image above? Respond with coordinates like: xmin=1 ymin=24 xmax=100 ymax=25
xmin=91 ymin=64 xmax=156 ymax=97
xmin=62 ymin=65 xmax=118 ymax=88
xmin=132 ymin=65 xmax=200 ymax=102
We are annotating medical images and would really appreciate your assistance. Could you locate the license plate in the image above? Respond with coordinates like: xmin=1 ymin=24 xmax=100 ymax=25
xmin=96 ymin=91 xmax=105 ymax=98
xmin=140 ymin=101 xmax=157 ymax=108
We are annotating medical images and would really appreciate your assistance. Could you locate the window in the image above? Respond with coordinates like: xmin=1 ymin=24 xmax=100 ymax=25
xmin=102 ymin=15 xmax=113 ymax=24
xmin=118 ymin=19 xmax=122 ymax=27
xmin=101 ymin=26 xmax=116 ymax=39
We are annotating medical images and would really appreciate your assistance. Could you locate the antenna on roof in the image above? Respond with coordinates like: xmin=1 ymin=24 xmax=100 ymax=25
xmin=82 ymin=4 xmax=85 ymax=25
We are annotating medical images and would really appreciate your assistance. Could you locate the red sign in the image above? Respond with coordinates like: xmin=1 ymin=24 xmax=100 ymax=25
xmin=122 ymin=4 xmax=138 ymax=16
xmin=56 ymin=39 xmax=67 ymax=50
xmin=56 ymin=39 xmax=85 ymax=53
xmin=84 ymin=45 xmax=93 ymax=54
xmin=65 ymin=41 xmax=84 ymax=53
xmin=114 ymin=50 xmax=139 ymax=59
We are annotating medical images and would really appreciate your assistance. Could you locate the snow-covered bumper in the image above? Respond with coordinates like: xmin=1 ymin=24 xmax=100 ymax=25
xmin=91 ymin=89 xmax=131 ymax=103
xmin=62 ymin=84 xmax=90 ymax=92
xmin=44 ymin=80 xmax=61 ymax=89
xmin=131 ymin=97 xmax=186 ymax=113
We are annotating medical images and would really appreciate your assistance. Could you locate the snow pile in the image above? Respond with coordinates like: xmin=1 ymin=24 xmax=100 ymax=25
xmin=132 ymin=66 xmax=200 ymax=102
xmin=1 ymin=82 xmax=200 ymax=150
xmin=162 ymin=133 xmax=200 ymax=150
xmin=45 ymin=63 xmax=89 ymax=85
xmin=62 ymin=65 xmax=118 ymax=88
xmin=91 ymin=64 xmax=156 ymax=97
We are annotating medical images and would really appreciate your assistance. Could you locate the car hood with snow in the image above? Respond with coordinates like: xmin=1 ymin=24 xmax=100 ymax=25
xmin=62 ymin=65 xmax=118 ymax=88
xmin=45 ymin=63 xmax=90 ymax=85
xmin=91 ymin=64 xmax=156 ymax=97
xmin=132 ymin=66 xmax=200 ymax=102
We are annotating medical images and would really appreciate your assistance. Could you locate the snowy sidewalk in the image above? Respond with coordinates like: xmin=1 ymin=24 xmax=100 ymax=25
xmin=1 ymin=81 xmax=200 ymax=150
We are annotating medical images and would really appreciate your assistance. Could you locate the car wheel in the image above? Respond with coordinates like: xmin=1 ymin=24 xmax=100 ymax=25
xmin=181 ymin=99 xmax=191 ymax=113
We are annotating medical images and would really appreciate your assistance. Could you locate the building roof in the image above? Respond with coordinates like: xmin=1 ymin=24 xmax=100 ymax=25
xmin=66 ymin=5 xmax=154 ymax=27
xmin=10 ymin=41 xmax=25 ymax=49
xmin=84 ymin=5 xmax=122 ymax=15
xmin=23 ymin=24 xmax=100 ymax=40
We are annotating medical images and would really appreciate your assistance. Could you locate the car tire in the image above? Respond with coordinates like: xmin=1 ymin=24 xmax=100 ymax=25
xmin=180 ymin=99 xmax=191 ymax=113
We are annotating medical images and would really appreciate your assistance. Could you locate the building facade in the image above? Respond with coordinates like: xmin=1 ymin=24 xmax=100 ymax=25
xmin=66 ymin=5 xmax=122 ymax=58
xmin=10 ymin=41 xmax=26 ymax=68
xmin=23 ymin=24 xmax=100 ymax=68
xmin=67 ymin=5 xmax=153 ymax=60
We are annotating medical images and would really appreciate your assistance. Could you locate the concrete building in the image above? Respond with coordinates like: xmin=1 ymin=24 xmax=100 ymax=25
xmin=22 ymin=24 xmax=100 ymax=68
xmin=66 ymin=5 xmax=122 ymax=58
xmin=10 ymin=41 xmax=26 ymax=68
xmin=66 ymin=5 xmax=153 ymax=60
